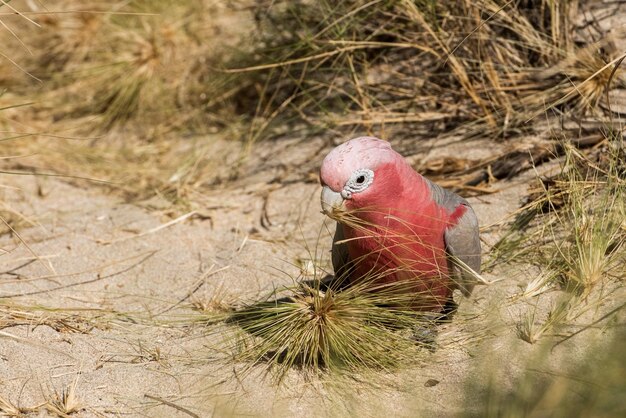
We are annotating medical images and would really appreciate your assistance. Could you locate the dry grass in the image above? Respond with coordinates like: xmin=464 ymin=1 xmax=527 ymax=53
xmin=0 ymin=377 xmax=83 ymax=417
xmin=516 ymin=297 xmax=571 ymax=344
xmin=553 ymin=147 xmax=625 ymax=294
xmin=489 ymin=127 xmax=626 ymax=345
xmin=214 ymin=0 xmax=625 ymax=142
xmin=0 ymin=394 xmax=27 ymax=417
xmin=1 ymin=0 xmax=625 ymax=412
xmin=0 ymin=303 xmax=110 ymax=333
xmin=3 ymin=0 xmax=238 ymax=132
xmin=525 ymin=141 xmax=623 ymax=291
xmin=224 ymin=275 xmax=440 ymax=382
xmin=190 ymin=284 xmax=237 ymax=315
xmin=2 ymin=1 xmax=624 ymax=202
xmin=44 ymin=376 xmax=83 ymax=417
xmin=463 ymin=328 xmax=626 ymax=418
xmin=466 ymin=138 xmax=626 ymax=411
xmin=1 ymin=1 xmax=251 ymax=201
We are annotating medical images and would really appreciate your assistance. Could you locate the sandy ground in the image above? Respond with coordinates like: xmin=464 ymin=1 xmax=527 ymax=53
xmin=1 ymin=136 xmax=623 ymax=417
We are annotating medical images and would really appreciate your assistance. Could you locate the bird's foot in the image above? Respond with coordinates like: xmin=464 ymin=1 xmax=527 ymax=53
xmin=410 ymin=313 xmax=441 ymax=352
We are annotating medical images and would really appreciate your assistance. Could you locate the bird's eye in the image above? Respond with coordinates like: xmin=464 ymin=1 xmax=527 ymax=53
xmin=343 ymin=169 xmax=374 ymax=197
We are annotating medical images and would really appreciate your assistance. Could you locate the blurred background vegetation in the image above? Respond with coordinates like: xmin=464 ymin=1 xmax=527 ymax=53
xmin=2 ymin=0 xmax=624 ymax=201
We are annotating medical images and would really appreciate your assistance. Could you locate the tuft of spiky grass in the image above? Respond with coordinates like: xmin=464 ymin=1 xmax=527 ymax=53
xmin=0 ymin=395 xmax=25 ymax=417
xmin=191 ymin=295 xmax=236 ymax=316
xmin=44 ymin=377 xmax=83 ymax=417
xmin=544 ymin=142 xmax=626 ymax=295
xmin=490 ymin=133 xmax=626 ymax=289
xmin=518 ymin=272 xmax=554 ymax=299
xmin=226 ymin=274 xmax=441 ymax=381
xmin=561 ymin=156 xmax=624 ymax=292
xmin=488 ymin=124 xmax=625 ymax=347
xmin=516 ymin=298 xmax=571 ymax=344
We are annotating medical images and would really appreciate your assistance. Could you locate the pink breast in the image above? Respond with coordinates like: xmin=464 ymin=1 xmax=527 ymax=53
xmin=343 ymin=203 xmax=453 ymax=311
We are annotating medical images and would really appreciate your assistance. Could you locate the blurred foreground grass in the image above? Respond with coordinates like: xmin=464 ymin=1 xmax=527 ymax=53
xmin=462 ymin=327 xmax=625 ymax=418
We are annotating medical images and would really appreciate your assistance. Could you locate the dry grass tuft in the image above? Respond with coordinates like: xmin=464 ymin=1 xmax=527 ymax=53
xmin=490 ymin=125 xmax=626 ymax=344
xmin=224 ymin=273 xmax=448 ymax=382
xmin=0 ymin=394 xmax=27 ymax=417
xmin=516 ymin=297 xmax=571 ymax=344
xmin=0 ymin=303 xmax=113 ymax=333
xmin=0 ymin=377 xmax=85 ymax=417
xmin=538 ymin=142 xmax=624 ymax=296
xmin=551 ymin=146 xmax=625 ymax=294
xmin=44 ymin=376 xmax=83 ymax=417
xmin=190 ymin=287 xmax=237 ymax=316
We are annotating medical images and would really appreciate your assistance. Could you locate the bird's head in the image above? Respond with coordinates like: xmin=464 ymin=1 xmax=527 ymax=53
xmin=319 ymin=137 xmax=408 ymax=221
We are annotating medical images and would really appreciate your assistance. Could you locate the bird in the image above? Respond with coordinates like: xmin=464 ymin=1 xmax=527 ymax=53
xmin=319 ymin=136 xmax=481 ymax=313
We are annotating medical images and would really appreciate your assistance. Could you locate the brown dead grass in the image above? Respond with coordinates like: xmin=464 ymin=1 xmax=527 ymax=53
xmin=1 ymin=0 xmax=625 ymax=202
xmin=1 ymin=0 xmax=251 ymax=202
xmin=214 ymin=1 xmax=625 ymax=142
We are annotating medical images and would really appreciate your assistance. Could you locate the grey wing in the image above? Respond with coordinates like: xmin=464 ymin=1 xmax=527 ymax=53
xmin=331 ymin=222 xmax=352 ymax=282
xmin=425 ymin=179 xmax=481 ymax=297
xmin=444 ymin=204 xmax=481 ymax=296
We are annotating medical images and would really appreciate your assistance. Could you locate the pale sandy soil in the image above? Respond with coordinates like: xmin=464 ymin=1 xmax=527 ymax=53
xmin=1 ymin=136 xmax=623 ymax=417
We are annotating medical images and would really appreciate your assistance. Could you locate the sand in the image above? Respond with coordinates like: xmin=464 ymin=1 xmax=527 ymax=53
xmin=1 ymin=135 xmax=623 ymax=417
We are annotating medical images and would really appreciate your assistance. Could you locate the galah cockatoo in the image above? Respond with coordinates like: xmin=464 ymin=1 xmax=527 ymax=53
xmin=320 ymin=137 xmax=481 ymax=312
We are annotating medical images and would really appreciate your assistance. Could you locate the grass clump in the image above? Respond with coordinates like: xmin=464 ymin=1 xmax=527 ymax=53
xmin=0 ymin=395 xmax=23 ymax=417
xmin=535 ymin=140 xmax=625 ymax=296
xmin=0 ymin=1 xmax=252 ymax=201
xmin=214 ymin=0 xmax=624 ymax=142
xmin=44 ymin=378 xmax=83 ymax=417
xmin=490 ymin=128 xmax=626 ymax=344
xmin=515 ymin=297 xmax=572 ymax=344
xmin=225 ymin=276 xmax=440 ymax=381
xmin=551 ymin=145 xmax=626 ymax=294
xmin=2 ymin=0 xmax=244 ymax=134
